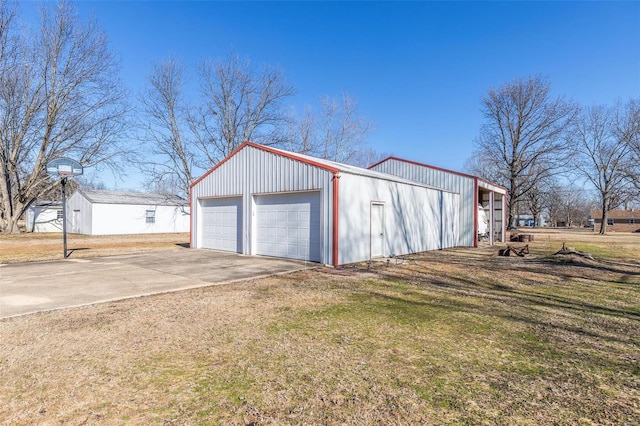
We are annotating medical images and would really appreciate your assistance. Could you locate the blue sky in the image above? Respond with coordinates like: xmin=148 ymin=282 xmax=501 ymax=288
xmin=27 ymin=1 xmax=640 ymax=189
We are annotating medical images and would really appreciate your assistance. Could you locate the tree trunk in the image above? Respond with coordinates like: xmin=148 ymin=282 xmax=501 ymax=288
xmin=508 ymin=210 xmax=515 ymax=229
xmin=599 ymin=198 xmax=608 ymax=235
xmin=3 ymin=215 xmax=20 ymax=233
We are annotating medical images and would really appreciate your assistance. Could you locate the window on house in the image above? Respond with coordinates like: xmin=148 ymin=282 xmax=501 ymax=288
xmin=607 ymin=219 xmax=614 ymax=226
xmin=57 ymin=210 xmax=63 ymax=220
xmin=146 ymin=210 xmax=155 ymax=224
xmin=630 ymin=219 xmax=635 ymax=225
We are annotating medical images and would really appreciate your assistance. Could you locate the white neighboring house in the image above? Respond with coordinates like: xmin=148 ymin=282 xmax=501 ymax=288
xmin=66 ymin=189 xmax=190 ymax=235
xmin=25 ymin=201 xmax=63 ymax=232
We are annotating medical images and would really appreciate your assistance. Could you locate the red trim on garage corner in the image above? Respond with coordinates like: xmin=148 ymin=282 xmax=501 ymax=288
xmin=332 ymin=174 xmax=340 ymax=267
xmin=473 ymin=178 xmax=478 ymax=248
xmin=190 ymin=185 xmax=193 ymax=249
xmin=502 ymin=193 xmax=508 ymax=242
xmin=190 ymin=141 xmax=341 ymax=190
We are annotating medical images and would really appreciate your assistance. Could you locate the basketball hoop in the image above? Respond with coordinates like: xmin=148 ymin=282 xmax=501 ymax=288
xmin=46 ymin=157 xmax=83 ymax=259
xmin=46 ymin=157 xmax=83 ymax=179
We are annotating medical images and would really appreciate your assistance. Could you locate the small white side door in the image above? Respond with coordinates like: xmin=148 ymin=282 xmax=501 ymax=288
xmin=370 ymin=203 xmax=385 ymax=258
xmin=72 ymin=210 xmax=80 ymax=234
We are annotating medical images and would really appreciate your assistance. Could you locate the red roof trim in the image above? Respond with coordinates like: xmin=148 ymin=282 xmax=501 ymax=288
xmin=244 ymin=142 xmax=340 ymax=173
xmin=190 ymin=142 xmax=249 ymax=189
xmin=190 ymin=142 xmax=340 ymax=189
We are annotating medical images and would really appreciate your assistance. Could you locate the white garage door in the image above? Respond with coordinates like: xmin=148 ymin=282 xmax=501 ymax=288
xmin=255 ymin=192 xmax=321 ymax=262
xmin=199 ymin=197 xmax=242 ymax=252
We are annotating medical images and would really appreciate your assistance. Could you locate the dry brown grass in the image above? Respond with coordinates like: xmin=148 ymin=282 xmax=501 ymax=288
xmin=0 ymin=230 xmax=639 ymax=424
xmin=0 ymin=233 xmax=189 ymax=263
xmin=510 ymin=227 xmax=640 ymax=259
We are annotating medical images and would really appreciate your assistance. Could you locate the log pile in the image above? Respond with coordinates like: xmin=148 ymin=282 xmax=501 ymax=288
xmin=498 ymin=245 xmax=529 ymax=257
xmin=510 ymin=233 xmax=535 ymax=242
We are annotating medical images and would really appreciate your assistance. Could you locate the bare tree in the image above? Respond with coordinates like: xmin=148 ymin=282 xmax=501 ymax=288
xmin=474 ymin=75 xmax=577 ymax=228
xmin=542 ymin=183 xmax=594 ymax=227
xmin=189 ymin=52 xmax=294 ymax=163
xmin=286 ymin=93 xmax=375 ymax=165
xmin=0 ymin=1 xmax=128 ymax=233
xmin=463 ymin=154 xmax=502 ymax=183
xmin=352 ymin=147 xmax=391 ymax=168
xmin=284 ymin=105 xmax=318 ymax=155
xmin=524 ymin=175 xmax=549 ymax=227
xmin=618 ymin=99 xmax=640 ymax=195
xmin=139 ymin=57 xmax=195 ymax=197
xmin=573 ymin=103 xmax=634 ymax=234
xmin=318 ymin=94 xmax=373 ymax=164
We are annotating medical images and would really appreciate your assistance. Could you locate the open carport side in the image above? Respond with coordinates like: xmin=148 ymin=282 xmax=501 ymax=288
xmin=0 ymin=250 xmax=308 ymax=319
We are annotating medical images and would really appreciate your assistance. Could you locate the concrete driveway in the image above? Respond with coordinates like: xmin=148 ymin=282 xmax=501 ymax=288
xmin=0 ymin=249 xmax=311 ymax=319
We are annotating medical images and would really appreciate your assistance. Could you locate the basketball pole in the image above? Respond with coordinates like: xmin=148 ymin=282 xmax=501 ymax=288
xmin=62 ymin=177 xmax=68 ymax=258
xmin=46 ymin=157 xmax=83 ymax=259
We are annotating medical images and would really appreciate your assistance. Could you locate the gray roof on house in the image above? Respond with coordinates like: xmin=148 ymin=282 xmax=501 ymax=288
xmin=31 ymin=200 xmax=62 ymax=209
xmin=77 ymin=189 xmax=186 ymax=206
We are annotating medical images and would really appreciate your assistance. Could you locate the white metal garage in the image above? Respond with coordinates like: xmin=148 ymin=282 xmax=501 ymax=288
xmin=254 ymin=191 xmax=321 ymax=262
xmin=199 ymin=197 xmax=242 ymax=252
xmin=190 ymin=142 xmax=460 ymax=266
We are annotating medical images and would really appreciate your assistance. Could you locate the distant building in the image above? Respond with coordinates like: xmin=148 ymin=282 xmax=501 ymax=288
xmin=66 ymin=189 xmax=190 ymax=235
xmin=514 ymin=214 xmax=546 ymax=228
xmin=590 ymin=210 xmax=640 ymax=233
xmin=25 ymin=201 xmax=63 ymax=232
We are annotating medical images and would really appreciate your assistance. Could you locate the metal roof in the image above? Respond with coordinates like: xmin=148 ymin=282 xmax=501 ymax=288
xmin=252 ymin=144 xmax=458 ymax=193
xmin=76 ymin=189 xmax=187 ymax=206
xmin=369 ymin=156 xmax=508 ymax=194
xmin=31 ymin=200 xmax=63 ymax=208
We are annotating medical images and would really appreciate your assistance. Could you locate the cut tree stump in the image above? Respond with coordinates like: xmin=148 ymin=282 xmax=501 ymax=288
xmin=553 ymin=242 xmax=594 ymax=259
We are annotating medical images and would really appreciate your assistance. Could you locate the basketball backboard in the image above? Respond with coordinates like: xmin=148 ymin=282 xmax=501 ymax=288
xmin=46 ymin=157 xmax=83 ymax=178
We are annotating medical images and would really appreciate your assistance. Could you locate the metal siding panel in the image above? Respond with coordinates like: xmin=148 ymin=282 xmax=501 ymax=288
xmin=338 ymin=173 xmax=446 ymax=264
xmin=372 ymin=159 xmax=475 ymax=247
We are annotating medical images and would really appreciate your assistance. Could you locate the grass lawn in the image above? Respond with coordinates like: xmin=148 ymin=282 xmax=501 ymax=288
xmin=1 ymin=230 xmax=639 ymax=424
